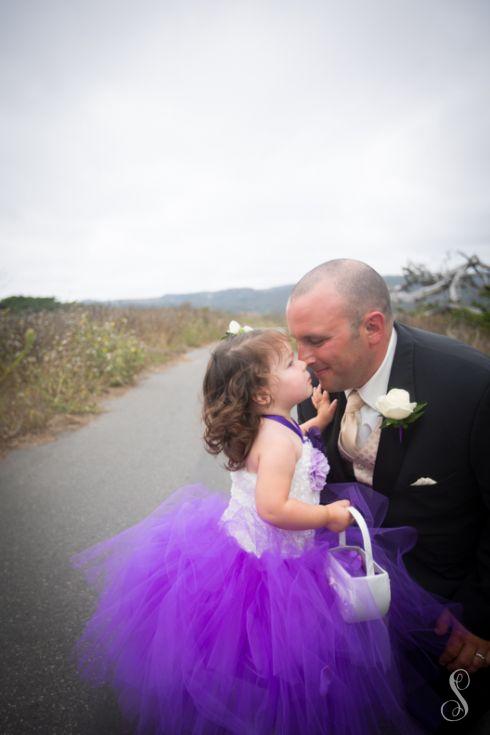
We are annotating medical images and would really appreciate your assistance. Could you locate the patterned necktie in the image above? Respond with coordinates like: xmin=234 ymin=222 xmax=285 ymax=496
xmin=338 ymin=390 xmax=382 ymax=486
xmin=338 ymin=390 xmax=364 ymax=457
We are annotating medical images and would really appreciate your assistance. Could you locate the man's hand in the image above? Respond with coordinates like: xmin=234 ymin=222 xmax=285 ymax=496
xmin=435 ymin=608 xmax=490 ymax=674
xmin=311 ymin=386 xmax=337 ymax=427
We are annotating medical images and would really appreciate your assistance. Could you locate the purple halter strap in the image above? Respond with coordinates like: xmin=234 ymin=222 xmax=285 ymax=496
xmin=262 ymin=414 xmax=305 ymax=442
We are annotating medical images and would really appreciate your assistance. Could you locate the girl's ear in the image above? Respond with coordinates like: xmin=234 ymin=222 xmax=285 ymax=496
xmin=253 ymin=389 xmax=272 ymax=407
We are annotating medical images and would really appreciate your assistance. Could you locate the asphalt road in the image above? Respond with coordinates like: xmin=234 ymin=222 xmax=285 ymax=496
xmin=0 ymin=346 xmax=227 ymax=735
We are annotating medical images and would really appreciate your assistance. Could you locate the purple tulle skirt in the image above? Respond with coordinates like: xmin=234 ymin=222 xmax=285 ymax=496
xmin=70 ymin=482 xmax=463 ymax=735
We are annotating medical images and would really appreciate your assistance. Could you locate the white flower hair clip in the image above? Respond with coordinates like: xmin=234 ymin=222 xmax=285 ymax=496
xmin=223 ymin=320 xmax=254 ymax=338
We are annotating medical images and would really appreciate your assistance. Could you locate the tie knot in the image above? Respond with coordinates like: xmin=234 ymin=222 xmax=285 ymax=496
xmin=346 ymin=390 xmax=364 ymax=413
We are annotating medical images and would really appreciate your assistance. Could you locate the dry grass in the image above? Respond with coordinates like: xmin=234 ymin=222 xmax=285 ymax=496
xmin=396 ymin=309 xmax=490 ymax=355
xmin=0 ymin=304 xmax=278 ymax=453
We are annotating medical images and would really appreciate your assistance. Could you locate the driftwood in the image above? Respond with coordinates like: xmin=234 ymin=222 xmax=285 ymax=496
xmin=390 ymin=254 xmax=489 ymax=314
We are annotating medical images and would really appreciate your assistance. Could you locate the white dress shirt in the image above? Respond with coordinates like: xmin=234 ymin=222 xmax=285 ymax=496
xmin=344 ymin=328 xmax=397 ymax=446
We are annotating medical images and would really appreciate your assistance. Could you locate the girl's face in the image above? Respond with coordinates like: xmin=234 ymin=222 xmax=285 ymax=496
xmin=266 ymin=345 xmax=313 ymax=411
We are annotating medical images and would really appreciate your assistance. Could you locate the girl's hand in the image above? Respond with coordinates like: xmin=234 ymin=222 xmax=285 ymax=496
xmin=312 ymin=386 xmax=338 ymax=427
xmin=325 ymin=500 xmax=354 ymax=533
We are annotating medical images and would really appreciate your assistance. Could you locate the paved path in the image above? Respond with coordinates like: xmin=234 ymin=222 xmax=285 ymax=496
xmin=0 ymin=346 xmax=227 ymax=734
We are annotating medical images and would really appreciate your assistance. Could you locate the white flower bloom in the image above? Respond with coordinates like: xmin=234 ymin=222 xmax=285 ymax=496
xmin=227 ymin=320 xmax=241 ymax=334
xmin=375 ymin=388 xmax=417 ymax=420
xmin=242 ymin=325 xmax=253 ymax=332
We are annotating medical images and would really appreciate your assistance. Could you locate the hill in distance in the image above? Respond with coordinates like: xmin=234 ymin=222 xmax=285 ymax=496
xmin=86 ymin=276 xmax=404 ymax=315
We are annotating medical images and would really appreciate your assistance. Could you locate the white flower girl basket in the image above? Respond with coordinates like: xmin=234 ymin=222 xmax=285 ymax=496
xmin=326 ymin=506 xmax=391 ymax=623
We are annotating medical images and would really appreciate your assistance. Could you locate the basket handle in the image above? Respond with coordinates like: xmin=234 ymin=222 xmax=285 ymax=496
xmin=338 ymin=506 xmax=375 ymax=576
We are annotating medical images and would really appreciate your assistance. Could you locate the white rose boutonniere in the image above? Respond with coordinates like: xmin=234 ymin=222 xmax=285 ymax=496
xmin=375 ymin=388 xmax=427 ymax=442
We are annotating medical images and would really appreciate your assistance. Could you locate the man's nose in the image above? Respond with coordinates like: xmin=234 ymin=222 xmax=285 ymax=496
xmin=297 ymin=345 xmax=314 ymax=364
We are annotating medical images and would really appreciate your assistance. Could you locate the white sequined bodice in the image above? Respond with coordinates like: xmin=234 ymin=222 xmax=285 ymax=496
xmin=219 ymin=439 xmax=320 ymax=557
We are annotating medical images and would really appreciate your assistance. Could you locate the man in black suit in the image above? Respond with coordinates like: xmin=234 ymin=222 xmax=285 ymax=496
xmin=287 ymin=259 xmax=490 ymax=733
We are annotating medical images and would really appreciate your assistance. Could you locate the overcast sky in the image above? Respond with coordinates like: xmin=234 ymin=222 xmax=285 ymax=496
xmin=1 ymin=0 xmax=489 ymax=301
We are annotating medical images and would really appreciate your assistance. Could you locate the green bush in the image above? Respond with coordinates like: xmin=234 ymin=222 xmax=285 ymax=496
xmin=0 ymin=295 xmax=65 ymax=312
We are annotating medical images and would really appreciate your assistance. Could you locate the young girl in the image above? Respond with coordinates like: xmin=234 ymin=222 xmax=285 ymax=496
xmin=71 ymin=328 xmax=463 ymax=735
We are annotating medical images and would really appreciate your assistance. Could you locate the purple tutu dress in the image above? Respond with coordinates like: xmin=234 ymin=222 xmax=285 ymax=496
xmin=71 ymin=421 xmax=463 ymax=735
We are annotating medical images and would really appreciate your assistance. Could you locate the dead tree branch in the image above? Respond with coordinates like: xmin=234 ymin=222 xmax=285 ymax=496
xmin=391 ymin=255 xmax=489 ymax=313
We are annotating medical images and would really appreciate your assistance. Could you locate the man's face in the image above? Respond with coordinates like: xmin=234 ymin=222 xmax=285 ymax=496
xmin=286 ymin=288 xmax=373 ymax=393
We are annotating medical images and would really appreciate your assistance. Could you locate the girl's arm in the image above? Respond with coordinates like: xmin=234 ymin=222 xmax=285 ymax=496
xmin=254 ymin=433 xmax=351 ymax=532
xmin=299 ymin=386 xmax=338 ymax=434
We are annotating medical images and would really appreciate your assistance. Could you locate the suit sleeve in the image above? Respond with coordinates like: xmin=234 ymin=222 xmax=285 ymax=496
xmin=452 ymin=381 xmax=490 ymax=638
xmin=297 ymin=397 xmax=317 ymax=424
xmin=297 ymin=370 xmax=319 ymax=424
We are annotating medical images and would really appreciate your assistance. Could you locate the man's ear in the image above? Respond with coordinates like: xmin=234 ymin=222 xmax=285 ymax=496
xmin=362 ymin=311 xmax=386 ymax=345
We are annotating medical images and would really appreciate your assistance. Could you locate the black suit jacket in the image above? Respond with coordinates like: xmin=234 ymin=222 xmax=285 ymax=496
xmin=298 ymin=321 xmax=490 ymax=638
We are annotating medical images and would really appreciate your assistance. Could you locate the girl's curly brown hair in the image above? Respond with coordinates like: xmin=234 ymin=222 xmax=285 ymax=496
xmin=202 ymin=329 xmax=290 ymax=471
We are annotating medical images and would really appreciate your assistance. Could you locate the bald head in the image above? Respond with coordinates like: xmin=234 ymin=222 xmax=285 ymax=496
xmin=290 ymin=259 xmax=393 ymax=328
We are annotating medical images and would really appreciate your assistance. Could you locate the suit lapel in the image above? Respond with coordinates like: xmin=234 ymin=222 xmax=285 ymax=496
xmin=372 ymin=322 xmax=416 ymax=495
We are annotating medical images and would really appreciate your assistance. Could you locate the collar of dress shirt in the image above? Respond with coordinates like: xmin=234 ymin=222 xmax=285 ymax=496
xmin=345 ymin=327 xmax=397 ymax=411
